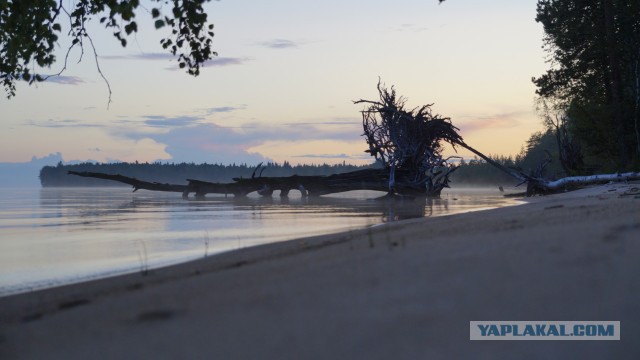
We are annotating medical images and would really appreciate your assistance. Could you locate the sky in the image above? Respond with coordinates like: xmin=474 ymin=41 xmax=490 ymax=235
xmin=0 ymin=0 xmax=549 ymax=166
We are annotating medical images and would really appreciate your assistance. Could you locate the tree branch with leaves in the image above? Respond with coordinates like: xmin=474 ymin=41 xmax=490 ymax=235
xmin=0 ymin=0 xmax=217 ymax=103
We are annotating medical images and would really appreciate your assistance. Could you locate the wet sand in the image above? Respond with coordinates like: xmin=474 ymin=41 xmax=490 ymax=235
xmin=1 ymin=182 xmax=639 ymax=359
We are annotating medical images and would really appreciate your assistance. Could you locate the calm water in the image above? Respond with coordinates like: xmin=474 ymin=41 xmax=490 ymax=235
xmin=0 ymin=187 xmax=522 ymax=296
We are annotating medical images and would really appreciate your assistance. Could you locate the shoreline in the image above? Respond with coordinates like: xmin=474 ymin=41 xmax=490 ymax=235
xmin=1 ymin=182 xmax=639 ymax=358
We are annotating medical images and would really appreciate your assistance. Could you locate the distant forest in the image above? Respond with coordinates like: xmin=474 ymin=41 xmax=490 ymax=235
xmin=40 ymin=161 xmax=376 ymax=187
xmin=40 ymin=132 xmax=565 ymax=189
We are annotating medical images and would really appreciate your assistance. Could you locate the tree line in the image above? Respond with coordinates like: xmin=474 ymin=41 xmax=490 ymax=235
xmin=452 ymin=130 xmax=567 ymax=186
xmin=534 ymin=0 xmax=640 ymax=172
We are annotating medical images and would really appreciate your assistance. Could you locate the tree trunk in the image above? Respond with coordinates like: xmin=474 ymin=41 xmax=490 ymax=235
xmin=603 ymin=0 xmax=629 ymax=167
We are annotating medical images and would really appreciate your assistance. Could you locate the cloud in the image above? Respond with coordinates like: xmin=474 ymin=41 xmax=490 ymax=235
xmin=149 ymin=123 xmax=270 ymax=164
xmin=24 ymin=119 xmax=104 ymax=128
xmin=44 ymin=76 xmax=84 ymax=85
xmin=141 ymin=115 xmax=203 ymax=128
xmin=456 ymin=111 xmax=524 ymax=133
xmin=204 ymin=105 xmax=247 ymax=115
xmin=258 ymin=39 xmax=299 ymax=49
xmin=165 ymin=57 xmax=250 ymax=71
xmin=396 ymin=24 xmax=429 ymax=32
xmin=293 ymin=153 xmax=370 ymax=160
xmin=101 ymin=53 xmax=174 ymax=61
xmin=268 ymin=119 xmax=363 ymax=142
xmin=283 ymin=118 xmax=359 ymax=126
xmin=113 ymin=115 xmax=364 ymax=164
xmin=102 ymin=53 xmax=250 ymax=68
xmin=237 ymin=121 xmax=362 ymax=143
xmin=201 ymin=57 xmax=251 ymax=67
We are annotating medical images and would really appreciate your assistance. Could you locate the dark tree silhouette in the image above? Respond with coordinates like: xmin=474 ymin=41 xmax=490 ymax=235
xmin=1 ymin=0 xmax=217 ymax=102
xmin=533 ymin=0 xmax=640 ymax=170
xmin=537 ymin=100 xmax=584 ymax=175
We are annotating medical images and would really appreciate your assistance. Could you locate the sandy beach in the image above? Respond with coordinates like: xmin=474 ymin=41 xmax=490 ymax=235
xmin=1 ymin=182 xmax=639 ymax=359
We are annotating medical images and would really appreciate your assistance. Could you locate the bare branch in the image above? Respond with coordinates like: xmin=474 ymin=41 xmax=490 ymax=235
xmin=86 ymin=34 xmax=112 ymax=109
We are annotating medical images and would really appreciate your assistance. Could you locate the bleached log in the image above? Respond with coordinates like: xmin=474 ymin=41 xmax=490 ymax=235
xmin=538 ymin=172 xmax=640 ymax=191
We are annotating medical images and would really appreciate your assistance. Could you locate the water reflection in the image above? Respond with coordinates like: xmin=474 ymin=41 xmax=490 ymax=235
xmin=222 ymin=193 xmax=429 ymax=222
xmin=0 ymin=187 xmax=520 ymax=295
xmin=37 ymin=188 xmax=517 ymax=226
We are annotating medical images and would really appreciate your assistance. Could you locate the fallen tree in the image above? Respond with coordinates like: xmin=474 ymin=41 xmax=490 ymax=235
xmin=69 ymin=167 xmax=425 ymax=199
xmin=68 ymin=167 xmax=640 ymax=199
xmin=526 ymin=172 xmax=640 ymax=194
xmin=353 ymin=82 xmax=640 ymax=196
xmin=355 ymin=81 xmax=462 ymax=196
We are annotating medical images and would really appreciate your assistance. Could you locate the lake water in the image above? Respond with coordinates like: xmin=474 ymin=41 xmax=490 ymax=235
xmin=0 ymin=187 xmax=522 ymax=296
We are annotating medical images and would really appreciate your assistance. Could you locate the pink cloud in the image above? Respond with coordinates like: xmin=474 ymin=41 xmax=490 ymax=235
xmin=456 ymin=111 xmax=525 ymax=133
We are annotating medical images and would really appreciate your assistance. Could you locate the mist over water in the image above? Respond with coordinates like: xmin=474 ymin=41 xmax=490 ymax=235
xmin=0 ymin=187 xmax=521 ymax=296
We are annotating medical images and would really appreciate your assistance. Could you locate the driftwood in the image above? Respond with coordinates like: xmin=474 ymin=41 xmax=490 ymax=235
xmin=352 ymin=81 xmax=639 ymax=196
xmin=354 ymin=81 xmax=461 ymax=196
xmin=68 ymin=169 xmax=640 ymax=199
xmin=68 ymin=171 xmax=188 ymax=193
xmin=68 ymin=168 xmax=437 ymax=199
xmin=351 ymin=81 xmax=569 ymax=196
xmin=527 ymin=172 xmax=640 ymax=195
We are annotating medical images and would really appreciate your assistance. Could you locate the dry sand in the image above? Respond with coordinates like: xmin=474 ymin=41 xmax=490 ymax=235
xmin=1 ymin=183 xmax=639 ymax=359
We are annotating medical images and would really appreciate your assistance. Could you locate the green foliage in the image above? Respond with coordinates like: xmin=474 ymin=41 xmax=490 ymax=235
xmin=0 ymin=0 xmax=217 ymax=98
xmin=39 ymin=161 xmax=376 ymax=187
xmin=533 ymin=0 xmax=640 ymax=170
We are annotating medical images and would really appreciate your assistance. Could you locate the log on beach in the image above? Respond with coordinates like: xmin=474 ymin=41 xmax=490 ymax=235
xmin=68 ymin=169 xmax=440 ymax=198
xmin=540 ymin=171 xmax=640 ymax=190
xmin=69 ymin=169 xmax=640 ymax=199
